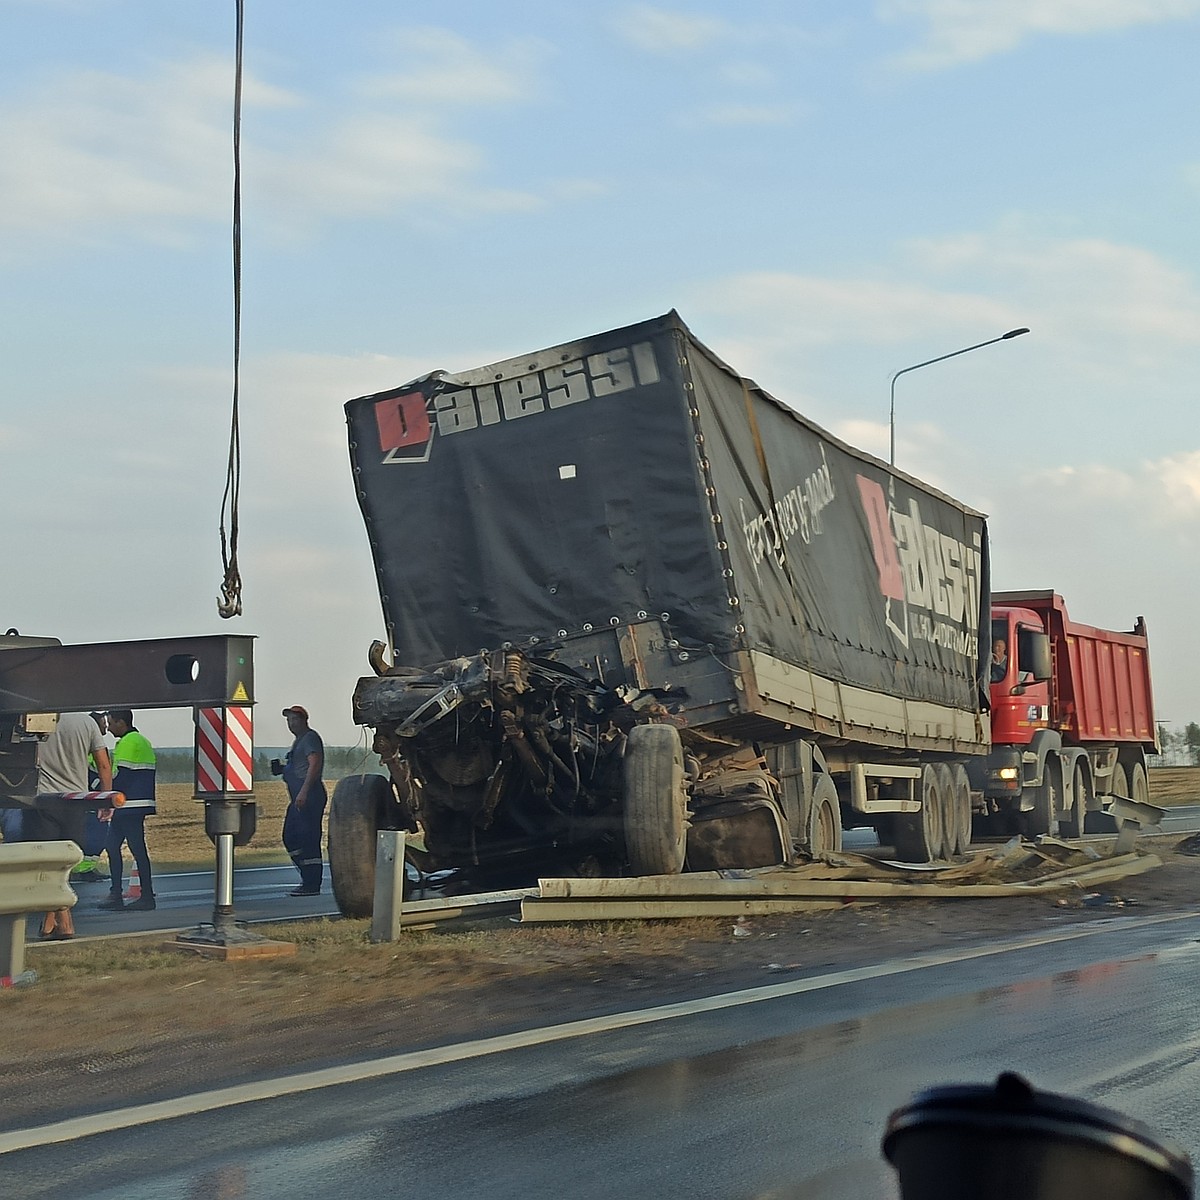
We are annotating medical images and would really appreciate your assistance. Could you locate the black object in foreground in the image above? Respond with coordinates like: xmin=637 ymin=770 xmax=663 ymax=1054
xmin=883 ymin=1071 xmax=1193 ymax=1200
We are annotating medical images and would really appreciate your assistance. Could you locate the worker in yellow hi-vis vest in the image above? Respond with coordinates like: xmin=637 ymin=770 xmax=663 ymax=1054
xmin=98 ymin=709 xmax=157 ymax=913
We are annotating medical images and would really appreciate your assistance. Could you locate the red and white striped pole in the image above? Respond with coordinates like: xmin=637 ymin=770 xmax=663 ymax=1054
xmin=195 ymin=705 xmax=254 ymax=797
xmin=192 ymin=705 xmax=255 ymax=932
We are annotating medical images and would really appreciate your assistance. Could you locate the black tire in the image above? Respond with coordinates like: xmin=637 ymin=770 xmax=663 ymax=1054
xmin=1060 ymin=763 xmax=1089 ymax=839
xmin=1129 ymin=761 xmax=1150 ymax=806
xmin=622 ymin=724 xmax=688 ymax=876
xmin=1026 ymin=758 xmax=1060 ymax=839
xmin=950 ymin=763 xmax=972 ymax=856
xmin=1109 ymin=762 xmax=1130 ymax=800
xmin=894 ymin=765 xmax=943 ymax=863
xmin=935 ymin=763 xmax=958 ymax=857
xmin=328 ymin=773 xmax=393 ymax=917
xmin=806 ymin=774 xmax=842 ymax=857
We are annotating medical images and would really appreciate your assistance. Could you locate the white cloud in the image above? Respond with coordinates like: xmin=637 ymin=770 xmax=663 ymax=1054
xmin=899 ymin=231 xmax=1200 ymax=361
xmin=0 ymin=32 xmax=565 ymax=252
xmin=357 ymin=28 xmax=549 ymax=107
xmin=881 ymin=0 xmax=1200 ymax=69
xmin=690 ymin=230 xmax=1200 ymax=411
xmin=614 ymin=6 xmax=733 ymax=52
xmin=256 ymin=114 xmax=542 ymax=230
xmin=0 ymin=56 xmax=279 ymax=240
xmin=693 ymin=269 xmax=1019 ymax=347
xmin=1158 ymin=451 xmax=1200 ymax=509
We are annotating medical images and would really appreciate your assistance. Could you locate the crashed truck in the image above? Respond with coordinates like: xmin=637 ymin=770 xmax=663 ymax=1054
xmin=328 ymin=311 xmax=992 ymax=915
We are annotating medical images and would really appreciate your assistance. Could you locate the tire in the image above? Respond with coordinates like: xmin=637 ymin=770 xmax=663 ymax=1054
xmin=894 ymin=765 xmax=943 ymax=863
xmin=1129 ymin=761 xmax=1150 ymax=806
xmin=622 ymin=725 xmax=688 ymax=876
xmin=806 ymin=773 xmax=842 ymax=857
xmin=1109 ymin=762 xmax=1129 ymax=800
xmin=1060 ymin=763 xmax=1089 ymax=839
xmin=1026 ymin=758 xmax=1060 ymax=839
xmin=950 ymin=763 xmax=972 ymax=856
xmin=935 ymin=764 xmax=958 ymax=857
xmin=328 ymin=773 xmax=393 ymax=917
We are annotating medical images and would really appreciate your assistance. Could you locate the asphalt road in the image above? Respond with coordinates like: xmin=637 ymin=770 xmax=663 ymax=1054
xmin=6 ymin=905 xmax=1200 ymax=1198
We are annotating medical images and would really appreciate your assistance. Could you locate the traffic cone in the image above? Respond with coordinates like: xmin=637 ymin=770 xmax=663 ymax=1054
xmin=124 ymin=864 xmax=141 ymax=901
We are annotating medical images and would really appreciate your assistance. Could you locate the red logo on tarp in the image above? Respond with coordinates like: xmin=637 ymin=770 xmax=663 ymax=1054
xmin=856 ymin=475 xmax=904 ymax=600
xmin=375 ymin=393 xmax=431 ymax=452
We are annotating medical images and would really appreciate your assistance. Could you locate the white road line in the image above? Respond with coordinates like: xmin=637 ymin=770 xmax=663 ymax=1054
xmin=3 ymin=909 xmax=1198 ymax=1155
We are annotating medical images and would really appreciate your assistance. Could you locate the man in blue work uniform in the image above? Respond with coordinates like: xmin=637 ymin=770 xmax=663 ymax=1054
xmin=277 ymin=705 xmax=327 ymax=897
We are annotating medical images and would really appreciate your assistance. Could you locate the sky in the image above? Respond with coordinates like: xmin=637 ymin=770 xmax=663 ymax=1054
xmin=2 ymin=0 xmax=1198 ymax=750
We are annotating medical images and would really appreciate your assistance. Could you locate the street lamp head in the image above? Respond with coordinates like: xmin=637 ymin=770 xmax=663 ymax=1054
xmin=1002 ymin=328 xmax=1030 ymax=339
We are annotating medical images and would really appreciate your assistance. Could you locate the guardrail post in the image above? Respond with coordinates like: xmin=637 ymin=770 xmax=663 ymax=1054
xmin=1 ymin=913 xmax=26 ymax=979
xmin=1110 ymin=797 xmax=1165 ymax=855
xmin=370 ymin=830 xmax=406 ymax=944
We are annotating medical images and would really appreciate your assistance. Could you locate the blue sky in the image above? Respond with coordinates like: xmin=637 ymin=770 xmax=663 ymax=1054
xmin=2 ymin=0 xmax=1198 ymax=747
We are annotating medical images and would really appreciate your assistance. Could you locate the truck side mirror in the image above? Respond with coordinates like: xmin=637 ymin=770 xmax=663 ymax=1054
xmin=1027 ymin=633 xmax=1052 ymax=682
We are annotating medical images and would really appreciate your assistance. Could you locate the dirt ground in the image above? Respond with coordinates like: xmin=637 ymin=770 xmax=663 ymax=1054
xmin=2 ymin=770 xmax=1198 ymax=1131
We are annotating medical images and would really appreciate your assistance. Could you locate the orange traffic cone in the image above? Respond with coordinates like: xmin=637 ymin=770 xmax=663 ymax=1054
xmin=124 ymin=864 xmax=141 ymax=901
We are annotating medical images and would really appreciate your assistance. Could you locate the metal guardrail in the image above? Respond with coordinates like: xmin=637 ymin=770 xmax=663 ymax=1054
xmin=0 ymin=840 xmax=80 ymax=980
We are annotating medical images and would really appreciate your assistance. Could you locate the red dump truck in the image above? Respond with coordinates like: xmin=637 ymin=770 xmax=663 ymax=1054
xmin=972 ymin=590 xmax=1157 ymax=839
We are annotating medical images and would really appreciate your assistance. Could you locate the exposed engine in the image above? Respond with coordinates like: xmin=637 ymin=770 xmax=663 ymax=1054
xmin=358 ymin=650 xmax=638 ymax=872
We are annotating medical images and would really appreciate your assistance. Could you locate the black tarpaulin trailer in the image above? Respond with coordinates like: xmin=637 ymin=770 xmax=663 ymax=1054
xmin=335 ymin=312 xmax=992 ymax=898
xmin=347 ymin=311 xmax=990 ymax=737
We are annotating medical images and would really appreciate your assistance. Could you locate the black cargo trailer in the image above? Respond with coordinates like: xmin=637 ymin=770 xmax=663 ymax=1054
xmin=332 ymin=313 xmax=992 ymax=913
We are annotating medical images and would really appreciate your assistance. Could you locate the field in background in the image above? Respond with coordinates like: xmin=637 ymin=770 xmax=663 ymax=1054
xmin=141 ymin=768 xmax=1200 ymax=873
xmin=148 ymin=780 xmax=291 ymax=870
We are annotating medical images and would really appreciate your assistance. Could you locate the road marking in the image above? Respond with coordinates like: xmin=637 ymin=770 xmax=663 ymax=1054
xmin=3 ymin=909 xmax=1198 ymax=1154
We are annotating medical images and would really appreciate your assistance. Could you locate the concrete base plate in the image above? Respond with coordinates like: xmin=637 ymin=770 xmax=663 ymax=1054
xmin=163 ymin=937 xmax=297 ymax=961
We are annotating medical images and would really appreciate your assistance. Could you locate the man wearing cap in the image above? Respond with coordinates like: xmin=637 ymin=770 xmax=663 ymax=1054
xmin=279 ymin=706 xmax=327 ymax=897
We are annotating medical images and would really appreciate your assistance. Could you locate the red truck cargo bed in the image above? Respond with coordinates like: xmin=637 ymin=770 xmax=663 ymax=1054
xmin=992 ymin=590 xmax=1155 ymax=747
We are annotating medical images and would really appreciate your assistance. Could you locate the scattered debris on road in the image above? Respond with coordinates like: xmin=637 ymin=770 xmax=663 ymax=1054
xmin=520 ymin=839 xmax=1164 ymax=924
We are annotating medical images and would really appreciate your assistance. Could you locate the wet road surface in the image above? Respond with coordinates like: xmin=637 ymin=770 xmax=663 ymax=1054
xmin=6 ymin=907 xmax=1200 ymax=1198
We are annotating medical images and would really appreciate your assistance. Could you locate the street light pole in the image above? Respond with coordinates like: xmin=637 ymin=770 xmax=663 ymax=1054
xmin=889 ymin=327 xmax=1029 ymax=466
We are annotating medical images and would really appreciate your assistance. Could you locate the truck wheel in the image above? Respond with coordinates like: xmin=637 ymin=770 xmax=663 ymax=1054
xmin=806 ymin=773 xmax=842 ymax=857
xmin=935 ymin=764 xmax=958 ymax=857
xmin=1060 ymin=763 xmax=1089 ymax=838
xmin=1129 ymin=762 xmax=1150 ymax=807
xmin=894 ymin=765 xmax=944 ymax=863
xmin=1026 ymin=759 xmax=1060 ymax=839
xmin=622 ymin=724 xmax=688 ymax=876
xmin=950 ymin=763 xmax=972 ymax=856
xmin=329 ymin=773 xmax=393 ymax=918
xmin=1109 ymin=762 xmax=1129 ymax=800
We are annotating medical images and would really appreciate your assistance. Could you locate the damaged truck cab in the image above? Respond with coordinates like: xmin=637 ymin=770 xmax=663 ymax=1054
xmin=330 ymin=312 xmax=998 ymax=915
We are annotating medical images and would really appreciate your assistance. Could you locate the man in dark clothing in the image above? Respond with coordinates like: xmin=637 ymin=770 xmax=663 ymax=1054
xmin=278 ymin=706 xmax=327 ymax=897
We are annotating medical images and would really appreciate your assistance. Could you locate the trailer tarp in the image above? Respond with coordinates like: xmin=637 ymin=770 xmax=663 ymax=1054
xmin=346 ymin=312 xmax=989 ymax=712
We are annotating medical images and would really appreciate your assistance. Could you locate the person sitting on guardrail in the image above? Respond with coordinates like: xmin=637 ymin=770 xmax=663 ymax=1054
xmin=33 ymin=712 xmax=113 ymax=940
